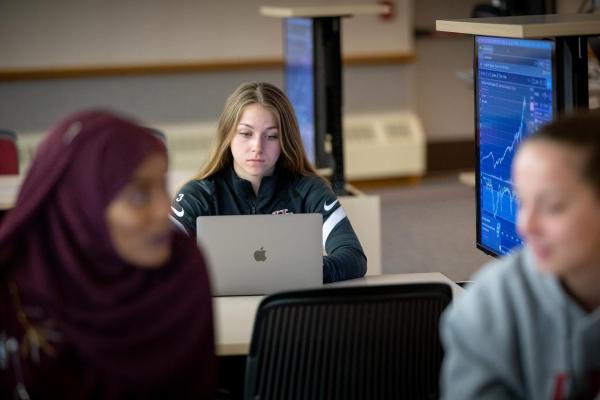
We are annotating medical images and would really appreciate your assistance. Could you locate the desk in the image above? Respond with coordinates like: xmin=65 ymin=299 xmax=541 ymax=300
xmin=0 ymin=175 xmax=21 ymax=210
xmin=214 ymin=272 xmax=462 ymax=356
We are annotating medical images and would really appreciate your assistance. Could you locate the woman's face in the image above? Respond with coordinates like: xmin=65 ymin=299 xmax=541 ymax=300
xmin=230 ymin=103 xmax=281 ymax=185
xmin=514 ymin=140 xmax=600 ymax=277
xmin=106 ymin=152 xmax=172 ymax=268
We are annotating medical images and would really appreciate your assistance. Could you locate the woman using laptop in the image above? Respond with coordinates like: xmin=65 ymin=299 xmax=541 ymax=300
xmin=0 ymin=110 xmax=215 ymax=399
xmin=170 ymin=81 xmax=366 ymax=283
xmin=440 ymin=111 xmax=600 ymax=399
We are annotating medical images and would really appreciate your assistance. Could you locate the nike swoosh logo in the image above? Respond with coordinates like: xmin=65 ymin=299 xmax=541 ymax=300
xmin=323 ymin=200 xmax=338 ymax=212
xmin=171 ymin=206 xmax=184 ymax=218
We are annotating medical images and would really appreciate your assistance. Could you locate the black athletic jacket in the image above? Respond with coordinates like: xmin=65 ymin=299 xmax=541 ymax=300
xmin=169 ymin=165 xmax=367 ymax=283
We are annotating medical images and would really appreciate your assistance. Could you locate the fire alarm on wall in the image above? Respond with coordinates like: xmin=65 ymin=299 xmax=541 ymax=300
xmin=378 ymin=0 xmax=395 ymax=21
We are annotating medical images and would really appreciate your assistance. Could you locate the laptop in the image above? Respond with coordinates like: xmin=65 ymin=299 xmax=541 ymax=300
xmin=196 ymin=214 xmax=323 ymax=296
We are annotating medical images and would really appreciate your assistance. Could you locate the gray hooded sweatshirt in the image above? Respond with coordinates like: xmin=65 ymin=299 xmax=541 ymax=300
xmin=440 ymin=248 xmax=600 ymax=399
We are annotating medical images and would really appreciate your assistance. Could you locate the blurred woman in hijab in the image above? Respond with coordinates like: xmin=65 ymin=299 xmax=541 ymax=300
xmin=0 ymin=110 xmax=216 ymax=399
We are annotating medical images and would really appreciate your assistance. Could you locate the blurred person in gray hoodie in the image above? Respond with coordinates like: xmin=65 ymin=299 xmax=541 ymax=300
xmin=441 ymin=111 xmax=600 ymax=400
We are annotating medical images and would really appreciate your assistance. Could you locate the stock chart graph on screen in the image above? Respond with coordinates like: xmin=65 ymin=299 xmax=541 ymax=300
xmin=476 ymin=37 xmax=554 ymax=256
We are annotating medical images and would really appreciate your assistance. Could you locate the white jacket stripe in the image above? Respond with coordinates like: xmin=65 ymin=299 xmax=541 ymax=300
xmin=322 ymin=206 xmax=346 ymax=250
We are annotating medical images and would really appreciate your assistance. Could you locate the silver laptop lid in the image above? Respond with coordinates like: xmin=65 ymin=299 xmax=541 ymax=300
xmin=196 ymin=214 xmax=323 ymax=296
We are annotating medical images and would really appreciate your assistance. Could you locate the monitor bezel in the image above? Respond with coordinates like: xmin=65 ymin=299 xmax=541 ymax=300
xmin=474 ymin=35 xmax=557 ymax=257
xmin=284 ymin=17 xmax=341 ymax=172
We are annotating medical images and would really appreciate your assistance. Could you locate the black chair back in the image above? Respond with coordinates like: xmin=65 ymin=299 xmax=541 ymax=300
xmin=245 ymin=283 xmax=452 ymax=400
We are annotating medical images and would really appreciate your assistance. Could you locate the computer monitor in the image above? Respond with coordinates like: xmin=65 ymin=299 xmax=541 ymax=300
xmin=475 ymin=36 xmax=555 ymax=257
xmin=285 ymin=18 xmax=317 ymax=166
xmin=284 ymin=17 xmax=344 ymax=191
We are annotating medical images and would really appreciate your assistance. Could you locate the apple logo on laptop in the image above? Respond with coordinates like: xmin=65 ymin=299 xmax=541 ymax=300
xmin=254 ymin=247 xmax=267 ymax=262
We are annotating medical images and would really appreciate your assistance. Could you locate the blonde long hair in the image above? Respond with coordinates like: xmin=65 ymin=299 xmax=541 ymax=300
xmin=195 ymin=81 xmax=319 ymax=180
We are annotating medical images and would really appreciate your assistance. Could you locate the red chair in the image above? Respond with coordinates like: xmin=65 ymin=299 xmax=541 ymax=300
xmin=0 ymin=130 xmax=19 ymax=175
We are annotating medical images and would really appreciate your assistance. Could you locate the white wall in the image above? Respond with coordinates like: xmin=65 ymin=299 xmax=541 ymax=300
xmin=0 ymin=64 xmax=416 ymax=135
xmin=0 ymin=0 xmax=412 ymax=69
xmin=0 ymin=0 xmax=415 ymax=137
xmin=415 ymin=36 xmax=475 ymax=141
xmin=0 ymin=0 xmax=584 ymax=141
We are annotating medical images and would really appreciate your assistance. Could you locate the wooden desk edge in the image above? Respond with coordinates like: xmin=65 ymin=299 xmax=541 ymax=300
xmin=0 ymin=52 xmax=416 ymax=82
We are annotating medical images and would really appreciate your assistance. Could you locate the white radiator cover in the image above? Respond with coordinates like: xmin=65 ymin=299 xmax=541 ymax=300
xmin=343 ymin=111 xmax=426 ymax=179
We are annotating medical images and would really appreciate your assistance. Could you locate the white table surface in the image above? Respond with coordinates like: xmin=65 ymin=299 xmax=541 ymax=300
xmin=0 ymin=175 xmax=21 ymax=210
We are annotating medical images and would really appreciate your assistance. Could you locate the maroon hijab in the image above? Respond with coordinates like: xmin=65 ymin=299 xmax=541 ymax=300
xmin=0 ymin=110 xmax=215 ymax=398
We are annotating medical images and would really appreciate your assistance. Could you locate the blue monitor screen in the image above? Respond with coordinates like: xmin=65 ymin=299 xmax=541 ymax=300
xmin=476 ymin=36 xmax=554 ymax=256
xmin=285 ymin=18 xmax=315 ymax=165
